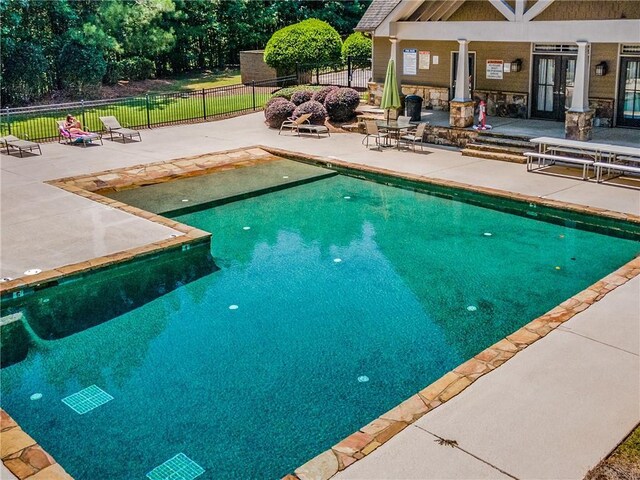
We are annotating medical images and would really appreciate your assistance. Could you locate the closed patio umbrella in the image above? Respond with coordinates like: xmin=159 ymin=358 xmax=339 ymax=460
xmin=380 ymin=59 xmax=401 ymax=122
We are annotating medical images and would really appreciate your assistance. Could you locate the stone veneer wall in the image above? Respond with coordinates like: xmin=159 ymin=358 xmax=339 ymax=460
xmin=589 ymin=98 xmax=615 ymax=128
xmin=367 ymin=82 xmax=449 ymax=110
xmin=474 ymin=90 xmax=528 ymax=118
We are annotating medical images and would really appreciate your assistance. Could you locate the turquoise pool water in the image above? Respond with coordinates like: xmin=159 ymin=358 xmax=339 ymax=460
xmin=1 ymin=174 xmax=638 ymax=479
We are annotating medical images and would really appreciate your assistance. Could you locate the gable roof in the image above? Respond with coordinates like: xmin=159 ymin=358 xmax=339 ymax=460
xmin=355 ymin=0 xmax=402 ymax=31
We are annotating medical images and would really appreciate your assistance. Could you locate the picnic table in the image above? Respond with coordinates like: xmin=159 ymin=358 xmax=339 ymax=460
xmin=526 ymin=136 xmax=640 ymax=182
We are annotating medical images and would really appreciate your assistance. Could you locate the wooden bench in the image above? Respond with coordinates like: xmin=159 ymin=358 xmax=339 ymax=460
xmin=524 ymin=151 xmax=594 ymax=180
xmin=594 ymin=161 xmax=640 ymax=183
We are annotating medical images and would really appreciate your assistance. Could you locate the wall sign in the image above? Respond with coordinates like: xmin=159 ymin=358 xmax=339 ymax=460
xmin=486 ymin=59 xmax=504 ymax=79
xmin=432 ymin=55 xmax=439 ymax=65
xmin=403 ymin=48 xmax=417 ymax=75
xmin=419 ymin=51 xmax=431 ymax=70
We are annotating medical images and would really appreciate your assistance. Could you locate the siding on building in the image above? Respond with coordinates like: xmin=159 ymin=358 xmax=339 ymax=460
xmin=589 ymin=43 xmax=619 ymax=99
xmin=448 ymin=0 xmax=509 ymax=21
xmin=533 ymin=0 xmax=640 ymax=21
xmin=474 ymin=42 xmax=530 ymax=92
xmin=373 ymin=37 xmax=391 ymax=82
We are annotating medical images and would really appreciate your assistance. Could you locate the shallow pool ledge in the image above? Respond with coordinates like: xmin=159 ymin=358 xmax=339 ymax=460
xmin=286 ymin=254 xmax=640 ymax=480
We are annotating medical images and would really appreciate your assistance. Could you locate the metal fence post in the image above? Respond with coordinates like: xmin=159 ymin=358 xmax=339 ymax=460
xmin=348 ymin=56 xmax=353 ymax=88
xmin=5 ymin=107 xmax=11 ymax=135
xmin=145 ymin=94 xmax=151 ymax=128
xmin=81 ymin=100 xmax=86 ymax=129
xmin=202 ymin=88 xmax=207 ymax=120
xmin=252 ymin=81 xmax=256 ymax=111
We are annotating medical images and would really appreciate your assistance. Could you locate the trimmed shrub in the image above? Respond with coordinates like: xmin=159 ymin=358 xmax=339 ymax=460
xmin=293 ymin=100 xmax=327 ymax=125
xmin=264 ymin=96 xmax=288 ymax=111
xmin=265 ymin=100 xmax=296 ymax=128
xmin=324 ymin=87 xmax=361 ymax=122
xmin=311 ymin=86 xmax=339 ymax=104
xmin=271 ymin=85 xmax=322 ymax=101
xmin=291 ymin=90 xmax=314 ymax=106
xmin=264 ymin=19 xmax=342 ymax=74
xmin=341 ymin=32 xmax=372 ymax=69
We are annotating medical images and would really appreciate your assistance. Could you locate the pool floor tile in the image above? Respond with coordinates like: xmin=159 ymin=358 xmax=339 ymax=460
xmin=147 ymin=453 xmax=204 ymax=480
xmin=61 ymin=385 xmax=113 ymax=415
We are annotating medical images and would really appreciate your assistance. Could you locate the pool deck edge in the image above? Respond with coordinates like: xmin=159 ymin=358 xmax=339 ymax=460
xmin=285 ymin=254 xmax=640 ymax=480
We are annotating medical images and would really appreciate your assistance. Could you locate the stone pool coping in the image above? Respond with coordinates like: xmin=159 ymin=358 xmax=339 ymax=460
xmin=0 ymin=146 xmax=280 ymax=298
xmin=1 ymin=146 xmax=638 ymax=479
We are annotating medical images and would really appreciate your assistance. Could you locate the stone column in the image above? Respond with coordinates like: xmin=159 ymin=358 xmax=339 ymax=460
xmin=450 ymin=39 xmax=474 ymax=127
xmin=566 ymin=41 xmax=594 ymax=140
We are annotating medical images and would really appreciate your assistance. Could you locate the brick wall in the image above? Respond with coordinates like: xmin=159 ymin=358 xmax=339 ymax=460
xmin=240 ymin=50 xmax=278 ymax=85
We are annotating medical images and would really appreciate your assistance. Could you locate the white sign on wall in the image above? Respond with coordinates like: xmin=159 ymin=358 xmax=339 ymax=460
xmin=432 ymin=55 xmax=439 ymax=65
xmin=486 ymin=59 xmax=504 ymax=79
xmin=419 ymin=51 xmax=430 ymax=70
xmin=403 ymin=48 xmax=418 ymax=75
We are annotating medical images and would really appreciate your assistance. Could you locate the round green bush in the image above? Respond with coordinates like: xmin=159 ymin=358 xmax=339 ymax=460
xmin=264 ymin=19 xmax=342 ymax=74
xmin=265 ymin=100 xmax=296 ymax=128
xmin=324 ymin=87 xmax=361 ymax=122
xmin=341 ymin=32 xmax=372 ymax=69
xmin=291 ymin=90 xmax=315 ymax=106
xmin=311 ymin=86 xmax=339 ymax=104
xmin=293 ymin=100 xmax=327 ymax=125
xmin=271 ymin=85 xmax=322 ymax=100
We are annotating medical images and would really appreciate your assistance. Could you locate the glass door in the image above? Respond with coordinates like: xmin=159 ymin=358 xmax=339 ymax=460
xmin=617 ymin=58 xmax=640 ymax=128
xmin=532 ymin=55 xmax=576 ymax=120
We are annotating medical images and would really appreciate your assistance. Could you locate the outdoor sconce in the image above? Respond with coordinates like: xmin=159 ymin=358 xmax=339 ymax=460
xmin=595 ymin=61 xmax=608 ymax=76
xmin=511 ymin=59 xmax=522 ymax=72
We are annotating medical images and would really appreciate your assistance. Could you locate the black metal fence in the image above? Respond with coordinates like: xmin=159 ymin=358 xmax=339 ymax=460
xmin=0 ymin=57 xmax=371 ymax=143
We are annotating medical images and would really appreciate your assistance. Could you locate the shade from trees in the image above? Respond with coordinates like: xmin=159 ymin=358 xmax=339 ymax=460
xmin=1 ymin=0 xmax=371 ymax=106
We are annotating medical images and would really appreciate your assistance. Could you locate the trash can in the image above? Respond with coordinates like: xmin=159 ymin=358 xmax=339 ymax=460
xmin=405 ymin=95 xmax=423 ymax=121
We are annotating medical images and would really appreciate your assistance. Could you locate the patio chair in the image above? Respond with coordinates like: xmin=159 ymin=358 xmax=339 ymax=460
xmin=0 ymin=134 xmax=42 ymax=157
xmin=99 ymin=116 xmax=142 ymax=143
xmin=279 ymin=113 xmax=312 ymax=136
xmin=362 ymin=120 xmax=389 ymax=150
xmin=398 ymin=122 xmax=429 ymax=152
xmin=57 ymin=121 xmax=103 ymax=147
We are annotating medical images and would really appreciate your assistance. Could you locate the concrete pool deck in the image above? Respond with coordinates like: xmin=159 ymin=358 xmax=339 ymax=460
xmin=1 ymin=113 xmax=639 ymax=479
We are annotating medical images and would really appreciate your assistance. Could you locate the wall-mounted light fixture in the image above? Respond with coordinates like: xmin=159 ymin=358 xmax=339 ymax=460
xmin=595 ymin=61 xmax=608 ymax=76
xmin=510 ymin=59 xmax=522 ymax=72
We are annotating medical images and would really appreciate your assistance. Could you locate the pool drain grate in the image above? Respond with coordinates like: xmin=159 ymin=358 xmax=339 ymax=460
xmin=147 ymin=453 xmax=204 ymax=480
xmin=62 ymin=385 xmax=113 ymax=414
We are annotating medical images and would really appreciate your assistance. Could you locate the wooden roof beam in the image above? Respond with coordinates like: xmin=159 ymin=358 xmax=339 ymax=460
xmin=523 ymin=0 xmax=556 ymax=22
xmin=439 ymin=0 xmax=466 ymax=21
xmin=488 ymin=0 xmax=515 ymax=21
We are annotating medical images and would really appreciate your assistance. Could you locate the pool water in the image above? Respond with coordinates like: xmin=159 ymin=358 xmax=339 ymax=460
xmin=1 ymin=174 xmax=638 ymax=479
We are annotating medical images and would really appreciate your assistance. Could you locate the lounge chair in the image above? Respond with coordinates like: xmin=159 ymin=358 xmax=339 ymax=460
xmin=279 ymin=113 xmax=312 ymax=136
xmin=398 ymin=122 xmax=429 ymax=151
xmin=0 ymin=135 xmax=42 ymax=157
xmin=362 ymin=120 xmax=389 ymax=150
xmin=57 ymin=121 xmax=103 ymax=147
xmin=99 ymin=116 xmax=142 ymax=143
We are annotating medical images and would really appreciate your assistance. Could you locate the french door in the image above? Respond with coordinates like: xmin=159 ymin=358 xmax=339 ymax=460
xmin=617 ymin=57 xmax=640 ymax=128
xmin=532 ymin=55 xmax=576 ymax=121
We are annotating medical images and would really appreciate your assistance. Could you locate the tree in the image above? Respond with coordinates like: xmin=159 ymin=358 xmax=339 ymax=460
xmin=263 ymin=19 xmax=342 ymax=74
xmin=342 ymin=32 xmax=372 ymax=68
xmin=57 ymin=40 xmax=106 ymax=96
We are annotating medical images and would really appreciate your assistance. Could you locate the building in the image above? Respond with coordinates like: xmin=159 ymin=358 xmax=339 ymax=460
xmin=356 ymin=0 xmax=640 ymax=139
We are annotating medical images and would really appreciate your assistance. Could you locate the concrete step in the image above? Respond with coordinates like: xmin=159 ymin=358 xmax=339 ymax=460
xmin=477 ymin=131 xmax=534 ymax=142
xmin=461 ymin=148 xmax=527 ymax=164
xmin=464 ymin=143 xmax=531 ymax=155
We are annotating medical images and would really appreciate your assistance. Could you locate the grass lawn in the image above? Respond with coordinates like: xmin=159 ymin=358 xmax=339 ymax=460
xmin=146 ymin=70 xmax=242 ymax=92
xmin=2 ymin=89 xmax=271 ymax=141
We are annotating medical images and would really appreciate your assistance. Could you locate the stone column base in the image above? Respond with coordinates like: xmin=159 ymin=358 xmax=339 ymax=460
xmin=449 ymin=100 xmax=475 ymax=128
xmin=565 ymin=110 xmax=595 ymax=141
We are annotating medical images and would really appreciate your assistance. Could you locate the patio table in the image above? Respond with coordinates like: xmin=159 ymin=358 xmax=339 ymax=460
xmin=530 ymin=136 xmax=640 ymax=162
xmin=376 ymin=120 xmax=415 ymax=149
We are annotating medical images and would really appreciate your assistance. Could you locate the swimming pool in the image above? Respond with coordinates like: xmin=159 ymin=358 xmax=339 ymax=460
xmin=1 ymin=173 xmax=638 ymax=479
